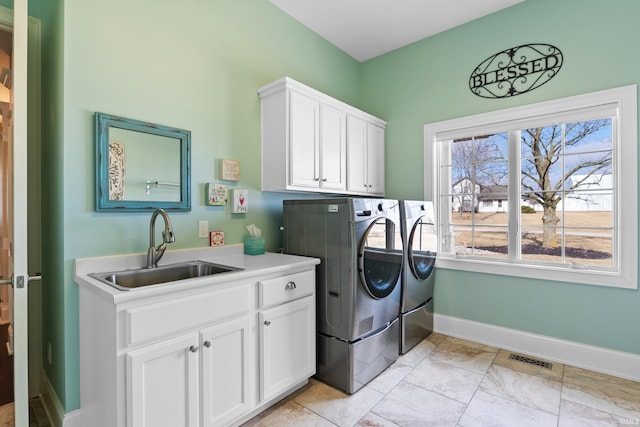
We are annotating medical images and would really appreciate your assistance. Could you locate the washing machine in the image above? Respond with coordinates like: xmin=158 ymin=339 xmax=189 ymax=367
xmin=399 ymin=200 xmax=437 ymax=354
xmin=283 ymin=198 xmax=403 ymax=394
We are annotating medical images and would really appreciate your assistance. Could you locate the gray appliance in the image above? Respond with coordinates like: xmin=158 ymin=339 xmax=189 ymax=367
xmin=283 ymin=198 xmax=403 ymax=394
xmin=399 ymin=200 xmax=437 ymax=354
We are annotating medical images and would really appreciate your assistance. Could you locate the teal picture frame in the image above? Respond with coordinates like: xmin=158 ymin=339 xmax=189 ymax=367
xmin=95 ymin=112 xmax=191 ymax=211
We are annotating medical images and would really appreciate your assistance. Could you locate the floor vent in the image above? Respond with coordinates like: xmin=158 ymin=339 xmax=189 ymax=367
xmin=508 ymin=353 xmax=552 ymax=369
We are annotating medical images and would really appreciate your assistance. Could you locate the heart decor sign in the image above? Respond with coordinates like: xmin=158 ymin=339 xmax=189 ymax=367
xmin=233 ymin=189 xmax=248 ymax=213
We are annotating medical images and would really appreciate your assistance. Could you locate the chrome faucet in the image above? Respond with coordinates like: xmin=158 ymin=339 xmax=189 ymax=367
xmin=147 ymin=208 xmax=175 ymax=268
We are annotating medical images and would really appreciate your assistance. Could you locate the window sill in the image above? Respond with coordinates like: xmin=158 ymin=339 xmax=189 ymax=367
xmin=435 ymin=256 xmax=636 ymax=289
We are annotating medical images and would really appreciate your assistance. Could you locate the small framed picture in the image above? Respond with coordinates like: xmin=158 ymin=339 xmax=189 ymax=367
xmin=209 ymin=231 xmax=224 ymax=246
xmin=232 ymin=189 xmax=248 ymax=213
xmin=221 ymin=159 xmax=240 ymax=181
xmin=206 ymin=183 xmax=228 ymax=206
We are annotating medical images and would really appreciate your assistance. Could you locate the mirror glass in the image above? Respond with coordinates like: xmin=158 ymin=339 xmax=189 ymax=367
xmin=95 ymin=112 xmax=191 ymax=211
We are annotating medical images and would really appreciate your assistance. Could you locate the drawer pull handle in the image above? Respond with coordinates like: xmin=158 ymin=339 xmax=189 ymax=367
xmin=285 ymin=281 xmax=297 ymax=290
xmin=189 ymin=345 xmax=198 ymax=353
xmin=204 ymin=341 xmax=211 ymax=348
xmin=264 ymin=320 xmax=271 ymax=326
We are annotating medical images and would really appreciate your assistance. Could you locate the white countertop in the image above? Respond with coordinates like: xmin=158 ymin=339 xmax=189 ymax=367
xmin=75 ymin=245 xmax=320 ymax=304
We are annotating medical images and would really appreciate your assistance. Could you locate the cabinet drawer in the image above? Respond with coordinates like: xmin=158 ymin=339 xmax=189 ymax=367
xmin=259 ymin=270 xmax=314 ymax=308
xmin=125 ymin=283 xmax=250 ymax=346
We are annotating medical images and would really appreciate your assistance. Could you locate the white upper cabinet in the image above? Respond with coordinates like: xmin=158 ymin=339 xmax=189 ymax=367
xmin=319 ymin=103 xmax=347 ymax=191
xmin=289 ymin=91 xmax=321 ymax=189
xmin=287 ymin=92 xmax=347 ymax=191
xmin=259 ymin=77 xmax=385 ymax=196
xmin=346 ymin=116 xmax=385 ymax=195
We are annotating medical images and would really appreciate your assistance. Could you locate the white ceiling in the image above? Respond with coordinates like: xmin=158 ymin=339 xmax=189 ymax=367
xmin=270 ymin=0 xmax=524 ymax=62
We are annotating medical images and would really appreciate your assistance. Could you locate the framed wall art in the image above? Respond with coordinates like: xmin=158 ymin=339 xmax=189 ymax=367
xmin=206 ymin=183 xmax=228 ymax=206
xmin=209 ymin=231 xmax=224 ymax=246
xmin=221 ymin=159 xmax=240 ymax=181
xmin=232 ymin=189 xmax=248 ymax=213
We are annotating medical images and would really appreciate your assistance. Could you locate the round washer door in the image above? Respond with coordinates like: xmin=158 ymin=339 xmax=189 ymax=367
xmin=359 ymin=216 xmax=403 ymax=299
xmin=408 ymin=216 xmax=437 ymax=280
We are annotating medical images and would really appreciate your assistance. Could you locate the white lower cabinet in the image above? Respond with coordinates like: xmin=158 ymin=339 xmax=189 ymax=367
xmin=259 ymin=296 xmax=315 ymax=402
xmin=126 ymin=317 xmax=252 ymax=427
xmin=127 ymin=333 xmax=200 ymax=427
xmin=201 ymin=316 xmax=251 ymax=427
xmin=78 ymin=263 xmax=316 ymax=427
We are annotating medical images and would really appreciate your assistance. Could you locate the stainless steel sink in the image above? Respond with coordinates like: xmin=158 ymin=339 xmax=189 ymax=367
xmin=89 ymin=260 xmax=243 ymax=291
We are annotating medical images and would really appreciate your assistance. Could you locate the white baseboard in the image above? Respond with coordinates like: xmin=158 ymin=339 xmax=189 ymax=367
xmin=37 ymin=316 xmax=639 ymax=426
xmin=39 ymin=370 xmax=82 ymax=427
xmin=434 ymin=313 xmax=640 ymax=382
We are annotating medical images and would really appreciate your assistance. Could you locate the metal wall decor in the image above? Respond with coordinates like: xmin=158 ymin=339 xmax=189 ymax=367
xmin=469 ymin=43 xmax=563 ymax=99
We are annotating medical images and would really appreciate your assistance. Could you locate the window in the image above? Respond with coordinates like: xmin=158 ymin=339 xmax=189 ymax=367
xmin=424 ymin=86 xmax=637 ymax=289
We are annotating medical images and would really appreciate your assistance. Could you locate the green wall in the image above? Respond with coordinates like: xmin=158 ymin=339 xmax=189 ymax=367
xmin=40 ymin=0 xmax=65 ymax=411
xmin=360 ymin=0 xmax=640 ymax=353
xmin=47 ymin=0 xmax=640 ymax=416
xmin=55 ymin=0 xmax=360 ymax=412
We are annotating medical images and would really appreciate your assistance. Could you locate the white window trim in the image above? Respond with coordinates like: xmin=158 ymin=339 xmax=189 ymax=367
xmin=424 ymin=85 xmax=637 ymax=289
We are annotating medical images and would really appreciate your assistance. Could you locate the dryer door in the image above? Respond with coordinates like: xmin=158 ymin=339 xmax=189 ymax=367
xmin=408 ymin=216 xmax=437 ymax=280
xmin=359 ymin=216 xmax=403 ymax=299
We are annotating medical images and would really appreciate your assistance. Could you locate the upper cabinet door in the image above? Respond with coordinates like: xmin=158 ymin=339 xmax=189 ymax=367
xmin=319 ymin=104 xmax=347 ymax=191
xmin=289 ymin=91 xmax=320 ymax=189
xmin=347 ymin=115 xmax=368 ymax=193
xmin=366 ymin=122 xmax=385 ymax=195
xmin=347 ymin=116 xmax=385 ymax=196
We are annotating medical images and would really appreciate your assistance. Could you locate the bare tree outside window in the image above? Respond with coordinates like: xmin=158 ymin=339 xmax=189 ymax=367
xmin=447 ymin=119 xmax=613 ymax=264
xmin=521 ymin=120 xmax=612 ymax=248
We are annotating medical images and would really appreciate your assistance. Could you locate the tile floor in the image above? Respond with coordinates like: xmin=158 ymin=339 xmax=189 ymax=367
xmin=243 ymin=334 xmax=640 ymax=426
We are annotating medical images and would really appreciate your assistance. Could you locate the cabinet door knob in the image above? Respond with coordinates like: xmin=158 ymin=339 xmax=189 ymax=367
xmin=285 ymin=281 xmax=297 ymax=290
xmin=189 ymin=345 xmax=198 ymax=353
xmin=204 ymin=341 xmax=211 ymax=348
xmin=264 ymin=320 xmax=271 ymax=326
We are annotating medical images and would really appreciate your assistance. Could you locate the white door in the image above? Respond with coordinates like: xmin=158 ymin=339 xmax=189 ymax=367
xmin=11 ymin=0 xmax=29 ymax=425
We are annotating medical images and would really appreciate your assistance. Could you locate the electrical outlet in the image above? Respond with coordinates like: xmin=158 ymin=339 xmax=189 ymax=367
xmin=198 ymin=221 xmax=209 ymax=238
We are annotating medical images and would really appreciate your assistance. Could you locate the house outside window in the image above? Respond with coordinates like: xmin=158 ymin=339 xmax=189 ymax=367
xmin=424 ymin=85 xmax=637 ymax=289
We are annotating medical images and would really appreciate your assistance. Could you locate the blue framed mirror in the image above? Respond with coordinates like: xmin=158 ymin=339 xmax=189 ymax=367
xmin=95 ymin=112 xmax=191 ymax=211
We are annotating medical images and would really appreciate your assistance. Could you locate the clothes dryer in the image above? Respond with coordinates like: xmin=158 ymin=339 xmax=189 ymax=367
xmin=283 ymin=198 xmax=403 ymax=394
xmin=399 ymin=200 xmax=437 ymax=354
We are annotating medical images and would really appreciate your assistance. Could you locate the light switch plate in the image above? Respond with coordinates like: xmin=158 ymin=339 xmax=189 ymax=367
xmin=198 ymin=221 xmax=208 ymax=238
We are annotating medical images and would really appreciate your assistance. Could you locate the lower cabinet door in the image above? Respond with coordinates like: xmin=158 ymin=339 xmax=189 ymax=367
xmin=200 ymin=316 xmax=252 ymax=427
xmin=127 ymin=333 xmax=200 ymax=427
xmin=259 ymin=296 xmax=315 ymax=402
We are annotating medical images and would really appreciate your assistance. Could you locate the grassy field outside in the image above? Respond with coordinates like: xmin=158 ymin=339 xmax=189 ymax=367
xmin=449 ymin=211 xmax=613 ymax=266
